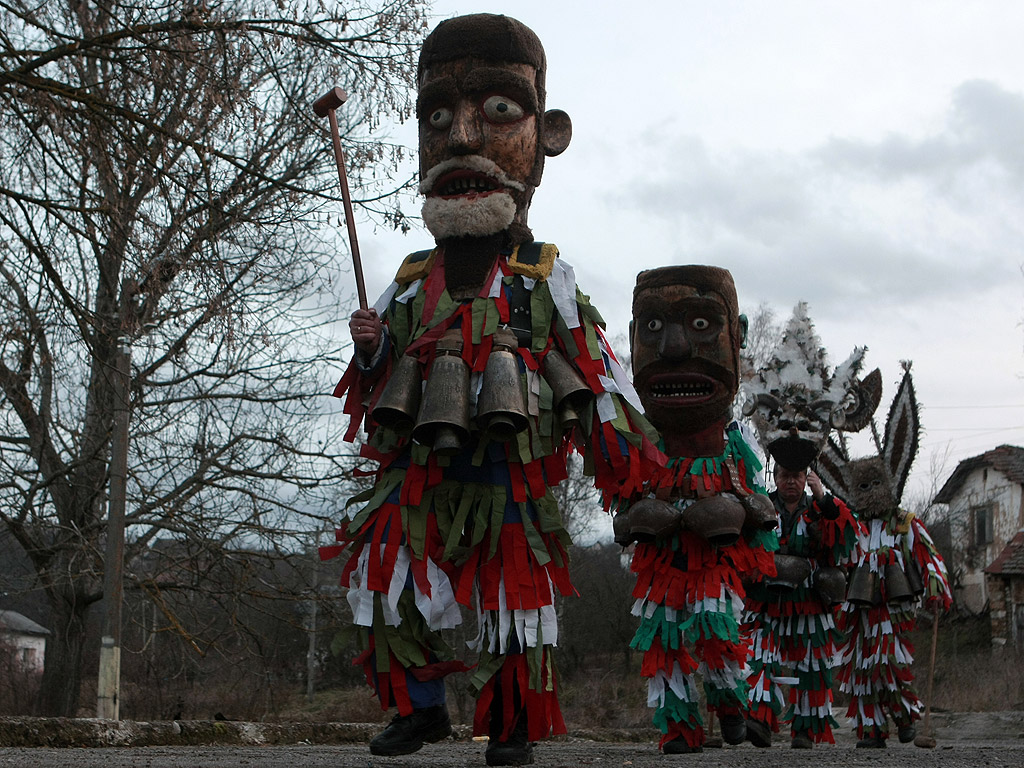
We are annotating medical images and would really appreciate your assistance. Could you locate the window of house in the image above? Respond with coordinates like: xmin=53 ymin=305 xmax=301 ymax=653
xmin=971 ymin=503 xmax=995 ymax=548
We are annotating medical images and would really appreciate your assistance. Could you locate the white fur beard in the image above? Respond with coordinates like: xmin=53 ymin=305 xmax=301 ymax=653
xmin=422 ymin=192 xmax=517 ymax=240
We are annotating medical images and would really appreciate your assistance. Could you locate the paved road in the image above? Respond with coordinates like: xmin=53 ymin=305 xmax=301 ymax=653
xmin=1 ymin=738 xmax=1022 ymax=768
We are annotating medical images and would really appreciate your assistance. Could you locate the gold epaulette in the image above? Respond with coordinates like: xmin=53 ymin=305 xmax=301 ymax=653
xmin=394 ymin=248 xmax=437 ymax=283
xmin=896 ymin=510 xmax=914 ymax=534
xmin=508 ymin=241 xmax=558 ymax=280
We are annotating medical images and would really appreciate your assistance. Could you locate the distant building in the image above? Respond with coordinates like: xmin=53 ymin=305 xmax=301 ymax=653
xmin=983 ymin=531 xmax=1024 ymax=649
xmin=933 ymin=444 xmax=1024 ymax=647
xmin=0 ymin=609 xmax=50 ymax=673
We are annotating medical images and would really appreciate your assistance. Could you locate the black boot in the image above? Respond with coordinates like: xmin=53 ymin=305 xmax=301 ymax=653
xmin=369 ymin=705 xmax=452 ymax=756
xmin=745 ymin=718 xmax=772 ymax=748
xmin=486 ymin=711 xmax=533 ymax=766
xmin=664 ymin=736 xmax=702 ymax=754
xmin=790 ymin=731 xmax=813 ymax=749
xmin=856 ymin=734 xmax=887 ymax=748
xmin=718 ymin=714 xmax=746 ymax=746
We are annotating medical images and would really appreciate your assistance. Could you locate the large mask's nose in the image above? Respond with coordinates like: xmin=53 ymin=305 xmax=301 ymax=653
xmin=658 ymin=323 xmax=692 ymax=360
xmin=448 ymin=104 xmax=483 ymax=154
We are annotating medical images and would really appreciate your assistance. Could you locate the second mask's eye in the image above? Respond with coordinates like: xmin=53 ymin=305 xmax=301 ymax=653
xmin=429 ymin=107 xmax=453 ymax=129
xmin=691 ymin=317 xmax=710 ymax=331
xmin=647 ymin=318 xmax=663 ymax=332
xmin=482 ymin=95 xmax=525 ymax=123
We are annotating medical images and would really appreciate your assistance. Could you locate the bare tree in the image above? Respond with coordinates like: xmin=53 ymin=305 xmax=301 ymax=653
xmin=554 ymin=454 xmax=610 ymax=544
xmin=904 ymin=444 xmax=963 ymax=601
xmin=740 ymin=300 xmax=784 ymax=375
xmin=0 ymin=0 xmax=427 ymax=715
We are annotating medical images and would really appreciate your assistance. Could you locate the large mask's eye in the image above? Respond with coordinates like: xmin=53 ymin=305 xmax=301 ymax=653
xmin=428 ymin=107 xmax=453 ymax=129
xmin=691 ymin=316 xmax=710 ymax=331
xmin=482 ymin=95 xmax=525 ymax=123
xmin=646 ymin=318 xmax=663 ymax=332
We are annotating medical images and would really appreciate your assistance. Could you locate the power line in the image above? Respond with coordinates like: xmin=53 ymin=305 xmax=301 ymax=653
xmin=925 ymin=404 xmax=1024 ymax=410
xmin=925 ymin=426 xmax=1024 ymax=432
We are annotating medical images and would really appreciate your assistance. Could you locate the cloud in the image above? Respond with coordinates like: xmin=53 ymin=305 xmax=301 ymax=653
xmin=817 ymin=79 xmax=1024 ymax=185
xmin=609 ymin=80 xmax=1024 ymax=317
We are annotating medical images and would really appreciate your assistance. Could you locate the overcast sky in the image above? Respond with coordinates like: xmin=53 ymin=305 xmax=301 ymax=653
xmin=351 ymin=0 xmax=1024 ymax=511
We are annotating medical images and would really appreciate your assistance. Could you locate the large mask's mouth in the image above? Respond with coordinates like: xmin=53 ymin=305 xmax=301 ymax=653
xmin=643 ymin=372 xmax=721 ymax=405
xmin=432 ymin=169 xmax=504 ymax=199
xmin=420 ymin=157 xmax=526 ymax=199
xmin=420 ymin=159 xmax=522 ymax=240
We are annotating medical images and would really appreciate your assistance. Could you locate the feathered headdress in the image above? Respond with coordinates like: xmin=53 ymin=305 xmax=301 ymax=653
xmin=743 ymin=302 xmax=881 ymax=470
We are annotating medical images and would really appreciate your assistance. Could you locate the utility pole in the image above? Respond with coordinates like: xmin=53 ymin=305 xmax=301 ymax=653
xmin=306 ymin=538 xmax=321 ymax=704
xmin=97 ymin=330 xmax=131 ymax=720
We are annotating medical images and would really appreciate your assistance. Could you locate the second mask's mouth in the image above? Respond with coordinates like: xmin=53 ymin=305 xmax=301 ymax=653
xmin=643 ymin=372 xmax=719 ymax=404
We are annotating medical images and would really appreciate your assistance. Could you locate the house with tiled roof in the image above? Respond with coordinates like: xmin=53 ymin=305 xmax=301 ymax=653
xmin=933 ymin=444 xmax=1024 ymax=646
xmin=984 ymin=531 xmax=1024 ymax=648
xmin=0 ymin=609 xmax=49 ymax=673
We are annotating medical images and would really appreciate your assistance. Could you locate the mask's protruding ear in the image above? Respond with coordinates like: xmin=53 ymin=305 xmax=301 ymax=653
xmin=883 ymin=366 xmax=919 ymax=505
xmin=840 ymin=367 xmax=883 ymax=433
xmin=628 ymin=319 xmax=636 ymax=371
xmin=815 ymin=435 xmax=850 ymax=499
xmin=739 ymin=313 xmax=749 ymax=349
xmin=542 ymin=109 xmax=572 ymax=156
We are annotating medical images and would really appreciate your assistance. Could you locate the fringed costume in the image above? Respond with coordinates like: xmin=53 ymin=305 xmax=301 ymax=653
xmin=834 ymin=512 xmax=952 ymax=742
xmin=743 ymin=490 xmax=860 ymax=743
xmin=629 ymin=425 xmax=777 ymax=750
xmin=322 ymin=241 xmax=660 ymax=741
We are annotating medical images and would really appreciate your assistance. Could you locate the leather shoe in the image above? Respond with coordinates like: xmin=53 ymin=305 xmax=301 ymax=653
xmin=791 ymin=732 xmax=813 ymax=749
xmin=486 ymin=714 xmax=533 ymax=766
xmin=856 ymin=735 xmax=887 ymax=748
xmin=719 ymin=714 xmax=746 ymax=745
xmin=746 ymin=718 xmax=772 ymax=748
xmin=663 ymin=737 xmax=701 ymax=754
xmin=369 ymin=705 xmax=452 ymax=756
xmin=898 ymin=724 xmax=916 ymax=743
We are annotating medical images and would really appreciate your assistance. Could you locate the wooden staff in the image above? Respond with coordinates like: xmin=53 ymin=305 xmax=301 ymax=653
xmin=914 ymin=604 xmax=940 ymax=748
xmin=313 ymin=86 xmax=367 ymax=310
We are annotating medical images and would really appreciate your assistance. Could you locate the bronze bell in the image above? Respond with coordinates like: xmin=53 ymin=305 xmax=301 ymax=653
xmin=847 ymin=562 xmax=882 ymax=606
xmin=683 ymin=493 xmax=746 ymax=547
xmin=767 ymin=553 xmax=813 ymax=592
xmin=558 ymin=401 xmax=583 ymax=436
xmin=412 ymin=328 xmax=471 ymax=456
xmin=905 ymin=557 xmax=925 ymax=596
xmin=612 ymin=509 xmax=635 ymax=546
xmin=742 ymin=493 xmax=779 ymax=532
xmin=883 ymin=560 xmax=914 ymax=602
xmin=813 ymin=566 xmax=848 ymax=607
xmin=370 ymin=354 xmax=423 ymax=436
xmin=628 ymin=498 xmax=683 ymax=542
xmin=541 ymin=349 xmax=595 ymax=433
xmin=476 ymin=327 xmax=529 ymax=442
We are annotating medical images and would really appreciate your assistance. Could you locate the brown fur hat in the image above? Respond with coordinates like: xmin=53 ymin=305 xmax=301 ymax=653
xmin=418 ymin=14 xmax=547 ymax=108
xmin=633 ymin=265 xmax=745 ymax=387
xmin=634 ymin=265 xmax=739 ymax=317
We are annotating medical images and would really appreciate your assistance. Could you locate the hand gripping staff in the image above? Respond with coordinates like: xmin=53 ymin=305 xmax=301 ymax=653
xmin=313 ymin=86 xmax=367 ymax=310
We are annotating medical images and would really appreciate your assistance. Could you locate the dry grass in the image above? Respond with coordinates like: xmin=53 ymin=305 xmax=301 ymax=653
xmin=273 ymin=687 xmax=391 ymax=724
xmin=558 ymin=663 xmax=652 ymax=731
xmin=136 ymin=611 xmax=1024 ymax=727
xmin=910 ymin=614 xmax=1024 ymax=712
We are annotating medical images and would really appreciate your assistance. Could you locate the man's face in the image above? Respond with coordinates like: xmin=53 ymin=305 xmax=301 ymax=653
xmin=774 ymin=465 xmax=807 ymax=505
xmin=631 ymin=283 xmax=738 ymax=433
xmin=417 ymin=58 xmax=540 ymax=240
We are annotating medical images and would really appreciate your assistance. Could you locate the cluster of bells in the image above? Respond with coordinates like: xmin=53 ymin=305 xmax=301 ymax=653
xmin=613 ymin=486 xmax=779 ymax=548
xmin=370 ymin=326 xmax=593 ymax=455
xmin=613 ymin=494 xmax=925 ymax=608
xmin=770 ymin=552 xmax=924 ymax=607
